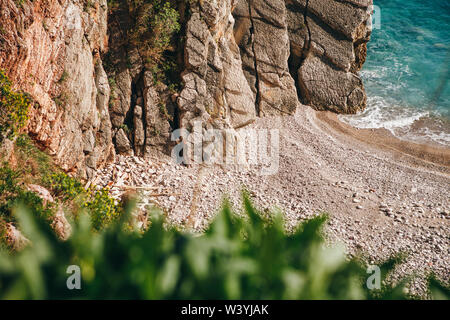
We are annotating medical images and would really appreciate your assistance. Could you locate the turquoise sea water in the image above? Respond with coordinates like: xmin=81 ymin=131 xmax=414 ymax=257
xmin=340 ymin=0 xmax=450 ymax=146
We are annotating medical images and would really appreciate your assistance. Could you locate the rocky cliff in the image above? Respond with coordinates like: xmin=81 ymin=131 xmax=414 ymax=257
xmin=0 ymin=0 xmax=114 ymax=179
xmin=0 ymin=0 xmax=372 ymax=176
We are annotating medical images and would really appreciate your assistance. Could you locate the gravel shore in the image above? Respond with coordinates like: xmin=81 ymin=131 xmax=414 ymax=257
xmin=94 ymin=105 xmax=449 ymax=296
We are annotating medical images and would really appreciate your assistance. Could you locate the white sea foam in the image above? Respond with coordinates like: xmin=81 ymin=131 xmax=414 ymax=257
xmin=339 ymin=96 xmax=450 ymax=146
xmin=339 ymin=96 xmax=426 ymax=130
xmin=405 ymin=127 xmax=450 ymax=145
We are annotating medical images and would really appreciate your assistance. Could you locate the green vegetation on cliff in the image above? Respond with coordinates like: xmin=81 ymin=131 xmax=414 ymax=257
xmin=0 ymin=69 xmax=31 ymax=141
xmin=0 ymin=134 xmax=122 ymax=232
xmin=107 ymin=0 xmax=181 ymax=82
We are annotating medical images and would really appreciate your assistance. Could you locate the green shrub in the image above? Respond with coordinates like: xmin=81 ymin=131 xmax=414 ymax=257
xmin=84 ymin=0 xmax=96 ymax=12
xmin=43 ymin=172 xmax=122 ymax=230
xmin=43 ymin=172 xmax=84 ymax=202
xmin=1 ymin=135 xmax=122 ymax=231
xmin=84 ymin=187 xmax=122 ymax=231
xmin=14 ymin=134 xmax=52 ymax=179
xmin=0 ymin=163 xmax=122 ymax=231
xmin=0 ymin=69 xmax=31 ymax=141
xmin=105 ymin=0 xmax=183 ymax=102
xmin=128 ymin=0 xmax=180 ymax=65
xmin=125 ymin=0 xmax=181 ymax=85
xmin=13 ymin=0 xmax=26 ymax=8
xmin=57 ymin=70 xmax=69 ymax=83
xmin=0 ymin=164 xmax=53 ymax=223
xmin=0 ymin=193 xmax=448 ymax=299
xmin=0 ymin=136 xmax=56 ymax=223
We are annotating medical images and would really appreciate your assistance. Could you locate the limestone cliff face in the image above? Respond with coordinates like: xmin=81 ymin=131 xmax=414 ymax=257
xmin=179 ymin=0 xmax=257 ymax=132
xmin=285 ymin=0 xmax=372 ymax=113
xmin=0 ymin=0 xmax=372 ymax=175
xmin=0 ymin=0 xmax=114 ymax=178
xmin=177 ymin=0 xmax=372 ymax=140
xmin=233 ymin=0 xmax=299 ymax=117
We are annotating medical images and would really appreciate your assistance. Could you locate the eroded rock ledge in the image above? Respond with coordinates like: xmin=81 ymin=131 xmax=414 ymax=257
xmin=0 ymin=0 xmax=372 ymax=176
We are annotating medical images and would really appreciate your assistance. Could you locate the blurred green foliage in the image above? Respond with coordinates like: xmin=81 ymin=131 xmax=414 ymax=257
xmin=0 ymin=193 xmax=448 ymax=300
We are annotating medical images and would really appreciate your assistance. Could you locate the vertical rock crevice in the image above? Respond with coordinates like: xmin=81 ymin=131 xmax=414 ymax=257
xmin=233 ymin=0 xmax=299 ymax=117
xmin=247 ymin=0 xmax=262 ymax=116
xmin=105 ymin=1 xmax=180 ymax=158
xmin=296 ymin=0 xmax=313 ymax=105
xmin=303 ymin=0 xmax=312 ymax=54
xmin=287 ymin=0 xmax=311 ymax=104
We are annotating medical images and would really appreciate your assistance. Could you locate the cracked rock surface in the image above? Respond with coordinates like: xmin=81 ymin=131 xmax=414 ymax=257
xmin=1 ymin=0 xmax=373 ymax=175
xmin=0 ymin=0 xmax=114 ymax=179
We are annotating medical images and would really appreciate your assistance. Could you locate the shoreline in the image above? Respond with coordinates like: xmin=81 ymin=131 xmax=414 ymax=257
xmin=318 ymin=111 xmax=450 ymax=169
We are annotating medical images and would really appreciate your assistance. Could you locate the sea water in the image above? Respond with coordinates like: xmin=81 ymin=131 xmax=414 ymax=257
xmin=340 ymin=0 xmax=450 ymax=146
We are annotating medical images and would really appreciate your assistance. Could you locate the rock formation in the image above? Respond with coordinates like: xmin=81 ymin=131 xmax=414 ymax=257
xmin=0 ymin=0 xmax=373 ymax=176
xmin=0 ymin=0 xmax=114 ymax=179
xmin=233 ymin=0 xmax=299 ymax=116
xmin=180 ymin=0 xmax=372 ymax=129
xmin=179 ymin=0 xmax=257 ymax=132
xmin=285 ymin=0 xmax=372 ymax=113
xmin=104 ymin=1 xmax=178 ymax=158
